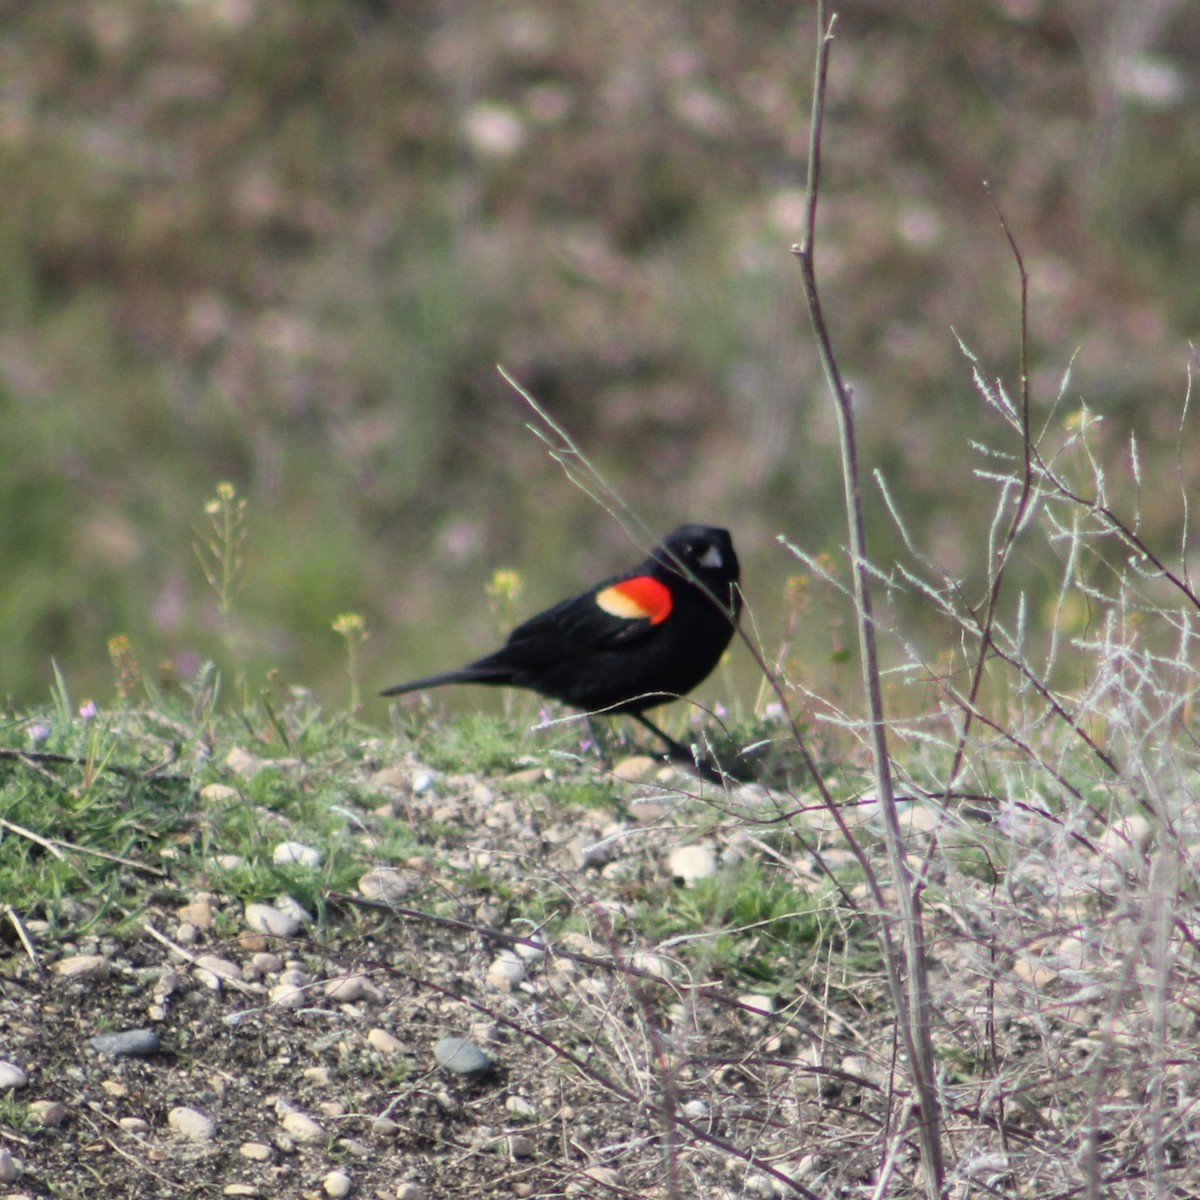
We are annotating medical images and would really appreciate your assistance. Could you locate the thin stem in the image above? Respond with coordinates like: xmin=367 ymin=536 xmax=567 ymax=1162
xmin=792 ymin=5 xmax=946 ymax=1195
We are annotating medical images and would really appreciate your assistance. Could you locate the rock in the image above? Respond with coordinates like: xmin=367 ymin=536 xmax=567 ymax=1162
xmin=268 ymin=980 xmax=309 ymax=1008
xmin=630 ymin=952 xmax=673 ymax=979
xmin=168 ymin=1106 xmax=216 ymax=1141
xmin=27 ymin=1100 xmax=68 ymax=1128
xmin=739 ymin=993 xmax=775 ymax=1016
xmin=358 ymin=868 xmax=415 ymax=902
xmin=280 ymin=1110 xmax=326 ymax=1143
xmin=52 ymin=954 xmax=111 ymax=981
xmin=668 ymin=843 xmax=717 ymax=882
xmin=244 ymin=903 xmax=301 ymax=938
xmin=508 ymin=1134 xmax=536 ymax=1159
xmin=323 ymin=1170 xmax=353 ymax=1197
xmin=239 ymin=1142 xmax=273 ymax=1162
xmin=0 ymin=1061 xmax=28 ymax=1090
xmin=273 ymin=841 xmax=322 ymax=868
xmin=325 ymin=973 xmax=377 ymax=1002
xmin=90 ymin=1030 xmax=160 ymax=1059
xmin=611 ymin=754 xmax=660 ymax=782
xmin=193 ymin=955 xmax=244 ymax=989
xmin=223 ymin=747 xmax=264 ymax=776
xmin=505 ymin=1095 xmax=537 ymax=1120
xmin=199 ymin=783 xmax=240 ymax=803
xmin=433 ymin=1037 xmax=494 ymax=1078
xmin=367 ymin=1028 xmax=403 ymax=1055
xmin=176 ymin=900 xmax=215 ymax=929
xmin=486 ymin=952 xmax=526 ymax=990
xmin=274 ymin=894 xmax=314 ymax=925
xmin=0 ymin=1146 xmax=20 ymax=1182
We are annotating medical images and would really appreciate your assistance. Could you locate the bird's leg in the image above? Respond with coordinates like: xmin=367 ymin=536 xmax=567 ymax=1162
xmin=631 ymin=713 xmax=725 ymax=785
xmin=582 ymin=714 xmax=613 ymax=767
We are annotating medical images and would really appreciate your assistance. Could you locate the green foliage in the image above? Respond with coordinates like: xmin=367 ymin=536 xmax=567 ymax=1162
xmin=412 ymin=711 xmax=535 ymax=775
xmin=639 ymin=857 xmax=844 ymax=988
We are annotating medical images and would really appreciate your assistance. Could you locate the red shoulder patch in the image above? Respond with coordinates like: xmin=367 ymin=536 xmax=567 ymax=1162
xmin=595 ymin=576 xmax=673 ymax=624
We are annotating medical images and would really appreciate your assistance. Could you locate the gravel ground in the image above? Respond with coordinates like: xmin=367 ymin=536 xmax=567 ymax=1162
xmin=1 ymin=750 xmax=865 ymax=1200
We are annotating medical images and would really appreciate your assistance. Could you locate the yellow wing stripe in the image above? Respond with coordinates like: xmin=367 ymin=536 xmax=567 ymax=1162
xmin=595 ymin=576 xmax=673 ymax=625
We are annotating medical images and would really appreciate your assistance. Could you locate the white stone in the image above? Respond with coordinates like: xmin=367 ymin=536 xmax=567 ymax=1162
xmin=0 ymin=1147 xmax=21 ymax=1182
xmin=245 ymin=903 xmax=301 ymax=937
xmin=194 ymin=955 xmax=244 ymax=990
xmin=273 ymin=841 xmax=322 ymax=868
xmin=486 ymin=952 xmax=526 ymax=990
xmin=168 ymin=1106 xmax=216 ymax=1141
xmin=323 ymin=1169 xmax=353 ymax=1197
xmin=668 ymin=843 xmax=718 ymax=882
xmin=281 ymin=1110 xmax=326 ymax=1143
xmin=0 ymin=1061 xmax=28 ymax=1090
xmin=52 ymin=954 xmax=111 ymax=980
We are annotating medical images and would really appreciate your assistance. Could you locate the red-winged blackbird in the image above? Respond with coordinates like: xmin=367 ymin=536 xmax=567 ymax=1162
xmin=383 ymin=524 xmax=741 ymax=774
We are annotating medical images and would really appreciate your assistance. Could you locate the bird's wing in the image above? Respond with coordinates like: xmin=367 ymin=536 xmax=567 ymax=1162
xmin=499 ymin=572 xmax=670 ymax=665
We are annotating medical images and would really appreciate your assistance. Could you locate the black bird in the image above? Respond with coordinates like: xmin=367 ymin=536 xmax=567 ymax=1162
xmin=382 ymin=524 xmax=741 ymax=775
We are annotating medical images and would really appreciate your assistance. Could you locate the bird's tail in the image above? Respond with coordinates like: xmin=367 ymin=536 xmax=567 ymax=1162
xmin=380 ymin=664 xmax=513 ymax=697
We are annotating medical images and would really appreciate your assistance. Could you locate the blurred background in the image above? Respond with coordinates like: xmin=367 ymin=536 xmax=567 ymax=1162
xmin=2 ymin=0 xmax=1197 ymax=712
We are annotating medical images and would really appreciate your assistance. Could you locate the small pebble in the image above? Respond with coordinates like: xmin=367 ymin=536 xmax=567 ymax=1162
xmin=508 ymin=1134 xmax=536 ymax=1160
xmin=505 ymin=1095 xmax=537 ymax=1120
xmin=223 ymin=1186 xmax=259 ymax=1197
xmin=433 ymin=1037 xmax=494 ymax=1078
xmin=199 ymin=782 xmax=240 ymax=803
xmin=194 ymin=955 xmax=244 ymax=990
xmin=358 ymin=868 xmax=414 ymax=902
xmin=119 ymin=1117 xmax=150 ymax=1133
xmin=274 ymin=894 xmax=314 ymax=925
xmin=168 ymin=1106 xmax=216 ymax=1141
xmin=486 ymin=952 xmax=525 ymax=990
xmin=281 ymin=1111 xmax=326 ymax=1143
xmin=668 ymin=843 xmax=718 ymax=882
xmin=325 ymin=974 xmax=368 ymax=1002
xmin=410 ymin=768 xmax=436 ymax=792
xmin=323 ymin=1169 xmax=352 ymax=1198
xmin=175 ymin=922 xmax=200 ymax=946
xmin=27 ymin=1100 xmax=68 ymax=1128
xmin=367 ymin=1028 xmax=402 ymax=1055
xmin=630 ymin=952 xmax=673 ymax=980
xmin=268 ymin=981 xmax=308 ymax=1008
xmin=245 ymin=903 xmax=301 ymax=938
xmin=739 ymin=993 xmax=775 ymax=1016
xmin=223 ymin=747 xmax=264 ymax=775
xmin=273 ymin=841 xmax=322 ymax=868
xmin=176 ymin=899 xmax=215 ymax=929
xmin=245 ymin=951 xmax=284 ymax=979
xmin=610 ymin=754 xmax=659 ymax=782
xmin=52 ymin=954 xmax=111 ymax=981
xmin=240 ymin=1142 xmax=273 ymax=1161
xmin=0 ymin=1147 xmax=20 ymax=1182
xmin=0 ymin=1061 xmax=28 ymax=1089
xmin=90 ymin=1030 xmax=160 ymax=1059
xmin=395 ymin=1183 xmax=425 ymax=1200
